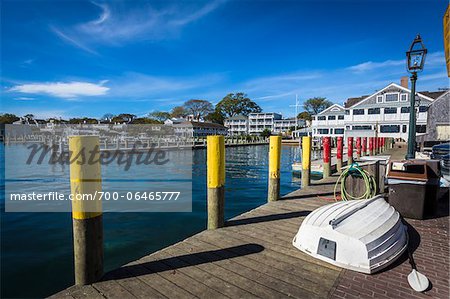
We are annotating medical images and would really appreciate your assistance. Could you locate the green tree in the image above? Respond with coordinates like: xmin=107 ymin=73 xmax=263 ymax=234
xmin=216 ymin=93 xmax=262 ymax=117
xmin=148 ymin=111 xmax=171 ymax=122
xmin=170 ymin=106 xmax=187 ymax=118
xmin=303 ymin=97 xmax=333 ymax=115
xmin=183 ymin=99 xmax=214 ymax=121
xmin=0 ymin=113 xmax=20 ymax=124
xmin=297 ymin=111 xmax=312 ymax=121
xmin=260 ymin=128 xmax=272 ymax=138
xmin=204 ymin=110 xmax=224 ymax=124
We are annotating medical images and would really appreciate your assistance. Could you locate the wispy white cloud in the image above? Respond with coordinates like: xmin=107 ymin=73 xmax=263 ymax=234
xmin=348 ymin=60 xmax=404 ymax=73
xmin=50 ymin=26 xmax=98 ymax=55
xmin=20 ymin=59 xmax=35 ymax=68
xmin=9 ymin=81 xmax=109 ymax=98
xmin=348 ymin=51 xmax=445 ymax=73
xmin=108 ymin=72 xmax=224 ymax=99
xmin=51 ymin=0 xmax=226 ymax=52
xmin=14 ymin=97 xmax=35 ymax=101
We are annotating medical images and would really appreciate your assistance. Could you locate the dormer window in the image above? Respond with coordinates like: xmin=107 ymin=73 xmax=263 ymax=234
xmin=401 ymin=94 xmax=408 ymax=101
xmin=376 ymin=95 xmax=383 ymax=103
xmin=385 ymin=93 xmax=399 ymax=102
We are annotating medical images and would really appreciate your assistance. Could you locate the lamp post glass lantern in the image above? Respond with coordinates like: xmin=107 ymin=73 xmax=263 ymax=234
xmin=406 ymin=34 xmax=427 ymax=159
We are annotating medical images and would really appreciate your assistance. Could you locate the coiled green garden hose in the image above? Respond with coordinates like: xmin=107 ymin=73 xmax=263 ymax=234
xmin=334 ymin=163 xmax=377 ymax=201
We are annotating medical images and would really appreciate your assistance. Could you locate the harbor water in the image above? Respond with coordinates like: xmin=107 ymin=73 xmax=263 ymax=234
xmin=1 ymin=143 xmax=319 ymax=298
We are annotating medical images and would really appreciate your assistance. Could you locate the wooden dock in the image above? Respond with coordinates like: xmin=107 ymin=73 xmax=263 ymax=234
xmin=51 ymin=176 xmax=343 ymax=299
xmin=50 ymin=146 xmax=449 ymax=298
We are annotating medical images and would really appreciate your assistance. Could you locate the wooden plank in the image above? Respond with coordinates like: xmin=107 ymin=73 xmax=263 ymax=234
xmin=114 ymin=264 xmax=197 ymax=299
xmin=208 ymin=230 xmax=341 ymax=276
xmin=187 ymin=235 xmax=335 ymax=297
xmin=181 ymin=238 xmax=321 ymax=299
xmin=156 ymin=241 xmax=277 ymax=299
xmin=92 ymin=280 xmax=136 ymax=299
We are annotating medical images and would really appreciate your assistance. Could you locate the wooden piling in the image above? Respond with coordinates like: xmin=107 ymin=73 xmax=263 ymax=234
xmin=69 ymin=136 xmax=103 ymax=286
xmin=337 ymin=137 xmax=343 ymax=172
xmin=301 ymin=136 xmax=311 ymax=187
xmin=207 ymin=135 xmax=225 ymax=229
xmin=268 ymin=136 xmax=282 ymax=202
xmin=347 ymin=137 xmax=354 ymax=165
xmin=323 ymin=137 xmax=331 ymax=178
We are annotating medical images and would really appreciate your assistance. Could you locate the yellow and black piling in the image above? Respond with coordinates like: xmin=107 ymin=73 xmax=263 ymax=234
xmin=301 ymin=136 xmax=312 ymax=187
xmin=207 ymin=135 xmax=225 ymax=229
xmin=268 ymin=136 xmax=282 ymax=202
xmin=69 ymin=136 xmax=103 ymax=285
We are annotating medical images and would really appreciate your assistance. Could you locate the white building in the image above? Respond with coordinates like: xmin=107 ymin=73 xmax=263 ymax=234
xmin=344 ymin=83 xmax=436 ymax=141
xmin=273 ymin=118 xmax=307 ymax=134
xmin=311 ymin=104 xmax=346 ymax=137
xmin=224 ymin=115 xmax=248 ymax=135
xmin=311 ymin=81 xmax=446 ymax=142
xmin=248 ymin=113 xmax=282 ymax=135
xmin=173 ymin=121 xmax=228 ymax=137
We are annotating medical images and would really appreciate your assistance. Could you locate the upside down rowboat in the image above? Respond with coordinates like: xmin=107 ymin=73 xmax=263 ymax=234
xmin=292 ymin=195 xmax=408 ymax=274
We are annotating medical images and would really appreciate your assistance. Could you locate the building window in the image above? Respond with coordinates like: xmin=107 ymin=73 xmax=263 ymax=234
xmin=419 ymin=106 xmax=428 ymax=113
xmin=380 ymin=125 xmax=400 ymax=133
xmin=318 ymin=129 xmax=329 ymax=134
xmin=401 ymin=94 xmax=408 ymax=101
xmin=345 ymin=110 xmax=350 ymax=115
xmin=402 ymin=125 xmax=407 ymax=133
xmin=384 ymin=107 xmax=397 ymax=114
xmin=401 ymin=107 xmax=410 ymax=113
xmin=317 ymin=116 xmax=326 ymax=120
xmin=417 ymin=125 xmax=427 ymax=133
xmin=368 ymin=108 xmax=380 ymax=114
xmin=376 ymin=95 xmax=383 ymax=103
xmin=328 ymin=115 xmax=336 ymax=120
xmin=352 ymin=125 xmax=372 ymax=130
xmin=385 ymin=93 xmax=399 ymax=102
xmin=353 ymin=109 xmax=365 ymax=115
xmin=330 ymin=129 xmax=333 ymax=134
xmin=338 ymin=115 xmax=344 ymax=120
xmin=335 ymin=128 xmax=344 ymax=134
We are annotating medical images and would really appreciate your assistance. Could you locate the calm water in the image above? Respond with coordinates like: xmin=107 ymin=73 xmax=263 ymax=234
xmin=0 ymin=143 xmax=316 ymax=298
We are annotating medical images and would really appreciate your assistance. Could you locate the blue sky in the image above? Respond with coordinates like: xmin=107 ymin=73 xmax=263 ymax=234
xmin=1 ymin=0 xmax=448 ymax=119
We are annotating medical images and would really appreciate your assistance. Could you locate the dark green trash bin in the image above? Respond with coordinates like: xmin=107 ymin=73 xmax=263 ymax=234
xmin=387 ymin=160 xmax=440 ymax=219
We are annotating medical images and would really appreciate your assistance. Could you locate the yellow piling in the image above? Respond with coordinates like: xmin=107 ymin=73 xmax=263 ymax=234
xmin=268 ymin=136 xmax=282 ymax=202
xmin=302 ymin=136 xmax=312 ymax=187
xmin=207 ymin=135 xmax=225 ymax=229
xmin=69 ymin=136 xmax=103 ymax=285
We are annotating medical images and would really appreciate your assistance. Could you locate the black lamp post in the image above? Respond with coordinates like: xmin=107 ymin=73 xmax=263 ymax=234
xmin=406 ymin=34 xmax=427 ymax=159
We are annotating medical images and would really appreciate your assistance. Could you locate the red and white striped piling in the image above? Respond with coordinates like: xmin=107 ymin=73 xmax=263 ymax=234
xmin=347 ymin=137 xmax=354 ymax=165
xmin=369 ymin=137 xmax=374 ymax=156
xmin=362 ymin=137 xmax=368 ymax=156
xmin=323 ymin=137 xmax=331 ymax=178
xmin=337 ymin=137 xmax=343 ymax=172
xmin=378 ymin=137 xmax=383 ymax=154
xmin=356 ymin=137 xmax=361 ymax=159
xmin=374 ymin=137 xmax=378 ymax=154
